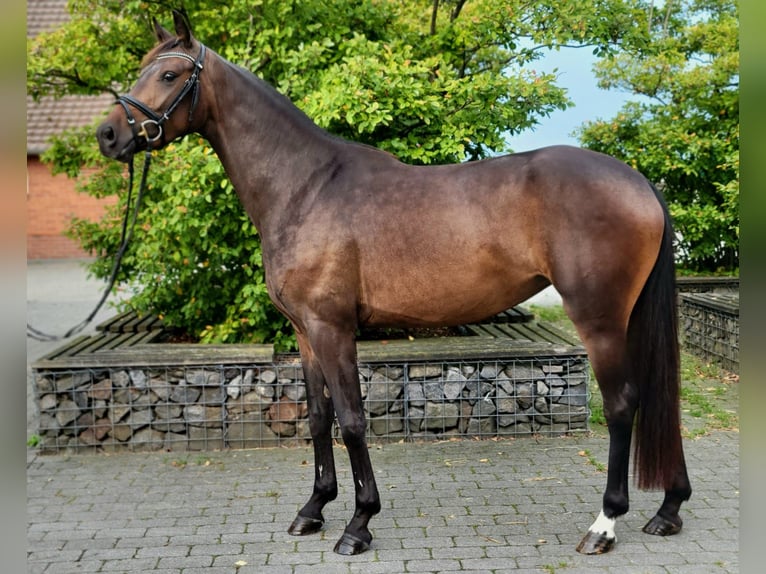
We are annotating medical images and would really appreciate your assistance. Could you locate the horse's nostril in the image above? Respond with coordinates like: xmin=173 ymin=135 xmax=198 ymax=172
xmin=98 ymin=124 xmax=116 ymax=145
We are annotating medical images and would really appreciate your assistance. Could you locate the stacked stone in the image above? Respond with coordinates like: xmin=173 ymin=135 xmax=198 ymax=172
xmin=680 ymin=293 xmax=739 ymax=373
xmin=34 ymin=356 xmax=589 ymax=454
xmin=361 ymin=359 xmax=589 ymax=441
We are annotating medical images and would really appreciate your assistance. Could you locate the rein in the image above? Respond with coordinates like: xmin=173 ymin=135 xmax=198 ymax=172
xmin=27 ymin=45 xmax=207 ymax=342
xmin=27 ymin=152 xmax=151 ymax=342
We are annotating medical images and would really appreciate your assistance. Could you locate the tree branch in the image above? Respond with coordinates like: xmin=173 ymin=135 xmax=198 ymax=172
xmin=451 ymin=0 xmax=468 ymax=22
xmin=662 ymin=0 xmax=674 ymax=39
xmin=431 ymin=0 xmax=439 ymax=36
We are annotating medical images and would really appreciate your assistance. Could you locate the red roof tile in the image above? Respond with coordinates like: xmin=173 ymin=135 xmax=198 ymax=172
xmin=27 ymin=93 xmax=115 ymax=155
xmin=27 ymin=0 xmax=71 ymax=38
xmin=27 ymin=0 xmax=113 ymax=154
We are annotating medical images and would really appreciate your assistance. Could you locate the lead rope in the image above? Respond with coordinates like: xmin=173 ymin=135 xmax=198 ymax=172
xmin=26 ymin=149 xmax=152 ymax=342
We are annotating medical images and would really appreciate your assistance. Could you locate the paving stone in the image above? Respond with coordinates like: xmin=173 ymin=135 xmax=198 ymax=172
xmin=27 ymin=430 xmax=739 ymax=573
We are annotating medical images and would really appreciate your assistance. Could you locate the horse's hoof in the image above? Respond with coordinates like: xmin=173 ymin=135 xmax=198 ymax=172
xmin=576 ymin=530 xmax=615 ymax=555
xmin=333 ymin=532 xmax=371 ymax=555
xmin=643 ymin=514 xmax=682 ymax=536
xmin=287 ymin=514 xmax=324 ymax=536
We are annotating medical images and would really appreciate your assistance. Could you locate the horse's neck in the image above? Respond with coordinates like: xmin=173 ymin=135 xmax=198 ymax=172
xmin=201 ymin=58 xmax=339 ymax=230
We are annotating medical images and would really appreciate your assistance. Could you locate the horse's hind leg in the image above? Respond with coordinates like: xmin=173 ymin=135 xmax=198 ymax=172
xmin=573 ymin=323 xmax=637 ymax=554
xmin=643 ymin=451 xmax=691 ymax=536
xmin=288 ymin=331 xmax=339 ymax=536
xmin=571 ymin=311 xmax=691 ymax=554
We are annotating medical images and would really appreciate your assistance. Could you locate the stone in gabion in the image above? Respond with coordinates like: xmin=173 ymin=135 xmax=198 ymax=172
xmin=34 ymin=352 xmax=590 ymax=452
xmin=444 ymin=368 xmax=466 ymax=399
xmin=407 ymin=406 xmax=425 ymax=432
xmin=282 ymin=383 xmax=307 ymax=401
xmin=226 ymin=374 xmax=245 ymax=399
xmin=504 ymin=364 xmax=540 ymax=381
xmin=55 ymin=399 xmax=79 ymax=426
xmin=423 ymin=402 xmax=459 ymax=431
xmin=170 ymin=384 xmax=201 ymax=404
xmin=495 ymin=390 xmax=516 ymax=414
xmin=111 ymin=370 xmax=130 ymax=388
xmin=184 ymin=405 xmax=223 ymax=428
xmin=558 ymin=384 xmax=588 ymax=406
xmin=147 ymin=378 xmax=172 ymax=401
xmin=188 ymin=426 xmax=224 ymax=450
xmin=129 ymin=369 xmax=147 ymax=389
xmin=515 ymin=382 xmax=535 ymax=410
xmin=186 ymin=370 xmax=223 ymax=387
xmin=232 ymin=390 xmax=272 ymax=414
xmin=366 ymin=373 xmax=403 ymax=416
xmin=268 ymin=398 xmax=307 ymax=437
xmin=259 ymin=369 xmax=278 ymax=384
xmin=409 ymin=364 xmax=442 ymax=379
xmin=479 ymin=364 xmax=501 ymax=379
xmin=371 ymin=414 xmax=404 ymax=436
xmin=132 ymin=427 xmax=166 ymax=451
xmin=464 ymin=379 xmax=494 ymax=402
xmin=405 ymin=382 xmax=426 ymax=407
xmin=39 ymin=394 xmax=57 ymax=411
xmin=423 ymin=381 xmax=444 ymax=401
xmin=227 ymin=410 xmax=280 ymax=448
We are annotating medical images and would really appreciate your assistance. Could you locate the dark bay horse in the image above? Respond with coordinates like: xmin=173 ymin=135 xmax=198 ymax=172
xmin=97 ymin=11 xmax=691 ymax=556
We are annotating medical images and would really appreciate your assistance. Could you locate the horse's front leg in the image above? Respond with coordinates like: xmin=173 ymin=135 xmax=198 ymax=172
xmin=308 ymin=320 xmax=381 ymax=555
xmin=288 ymin=332 xmax=338 ymax=536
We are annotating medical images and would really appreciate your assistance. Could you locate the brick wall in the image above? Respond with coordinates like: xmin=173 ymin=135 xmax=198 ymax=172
xmin=27 ymin=156 xmax=117 ymax=259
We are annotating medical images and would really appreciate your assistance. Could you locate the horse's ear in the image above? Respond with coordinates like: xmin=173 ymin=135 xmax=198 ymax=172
xmin=153 ymin=18 xmax=173 ymax=44
xmin=172 ymin=9 xmax=194 ymax=49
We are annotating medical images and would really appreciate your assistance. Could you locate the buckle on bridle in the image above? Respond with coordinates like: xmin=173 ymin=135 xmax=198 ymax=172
xmin=137 ymin=119 xmax=163 ymax=143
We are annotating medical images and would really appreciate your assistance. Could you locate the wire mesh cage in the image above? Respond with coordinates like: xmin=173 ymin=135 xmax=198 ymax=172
xmin=33 ymin=353 xmax=590 ymax=454
xmin=680 ymin=293 xmax=739 ymax=373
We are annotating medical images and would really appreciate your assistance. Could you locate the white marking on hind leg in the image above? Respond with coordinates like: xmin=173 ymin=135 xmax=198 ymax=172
xmin=589 ymin=509 xmax=617 ymax=541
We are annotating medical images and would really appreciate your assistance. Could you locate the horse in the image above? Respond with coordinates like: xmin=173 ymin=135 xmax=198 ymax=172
xmin=96 ymin=11 xmax=691 ymax=556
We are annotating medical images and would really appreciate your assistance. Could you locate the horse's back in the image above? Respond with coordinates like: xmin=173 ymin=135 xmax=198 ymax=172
xmin=346 ymin=144 xmax=655 ymax=215
xmin=271 ymin=143 xmax=665 ymax=329
xmin=343 ymin=144 xmax=662 ymax=268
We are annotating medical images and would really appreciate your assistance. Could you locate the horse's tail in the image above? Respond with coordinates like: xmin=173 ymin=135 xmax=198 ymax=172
xmin=628 ymin=183 xmax=683 ymax=491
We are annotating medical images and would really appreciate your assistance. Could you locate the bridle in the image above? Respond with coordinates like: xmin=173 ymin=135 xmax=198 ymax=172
xmin=26 ymin=43 xmax=207 ymax=342
xmin=117 ymin=44 xmax=206 ymax=149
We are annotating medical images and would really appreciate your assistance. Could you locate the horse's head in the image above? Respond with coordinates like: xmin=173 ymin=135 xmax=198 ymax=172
xmin=97 ymin=11 xmax=207 ymax=162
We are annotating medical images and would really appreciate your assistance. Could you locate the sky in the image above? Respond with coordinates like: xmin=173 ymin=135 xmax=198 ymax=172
xmin=504 ymin=46 xmax=633 ymax=153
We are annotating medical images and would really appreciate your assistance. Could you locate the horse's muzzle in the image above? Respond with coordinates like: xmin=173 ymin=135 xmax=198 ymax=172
xmin=96 ymin=121 xmax=136 ymax=163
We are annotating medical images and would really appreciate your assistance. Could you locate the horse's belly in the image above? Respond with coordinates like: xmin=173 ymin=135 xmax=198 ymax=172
xmin=358 ymin=268 xmax=547 ymax=328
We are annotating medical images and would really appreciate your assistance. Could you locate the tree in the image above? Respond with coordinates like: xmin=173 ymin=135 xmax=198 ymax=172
xmin=29 ymin=0 xmax=650 ymax=346
xmin=576 ymin=0 xmax=738 ymax=273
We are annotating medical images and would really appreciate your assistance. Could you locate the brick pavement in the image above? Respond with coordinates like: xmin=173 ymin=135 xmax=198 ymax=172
xmin=25 ymin=261 xmax=739 ymax=572
xmin=26 ymin=430 xmax=739 ymax=573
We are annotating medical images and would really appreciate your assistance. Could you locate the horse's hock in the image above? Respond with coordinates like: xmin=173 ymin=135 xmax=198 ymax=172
xmin=31 ymin=308 xmax=590 ymax=454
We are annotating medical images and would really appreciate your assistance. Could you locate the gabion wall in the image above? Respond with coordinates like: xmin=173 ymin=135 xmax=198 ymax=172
xmin=680 ymin=293 xmax=739 ymax=373
xmin=33 ymin=354 xmax=589 ymax=454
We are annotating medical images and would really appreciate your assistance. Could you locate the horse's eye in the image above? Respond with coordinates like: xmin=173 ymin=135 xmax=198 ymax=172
xmin=162 ymin=71 xmax=177 ymax=82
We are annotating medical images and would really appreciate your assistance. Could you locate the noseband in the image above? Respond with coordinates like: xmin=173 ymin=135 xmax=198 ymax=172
xmin=117 ymin=44 xmax=206 ymax=149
